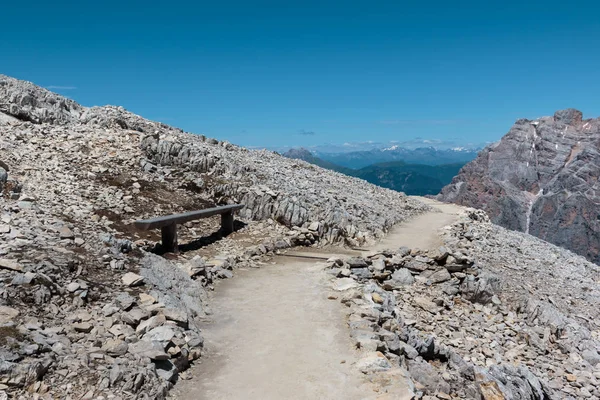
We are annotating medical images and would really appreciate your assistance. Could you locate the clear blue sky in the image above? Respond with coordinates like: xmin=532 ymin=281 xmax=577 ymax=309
xmin=2 ymin=0 xmax=599 ymax=148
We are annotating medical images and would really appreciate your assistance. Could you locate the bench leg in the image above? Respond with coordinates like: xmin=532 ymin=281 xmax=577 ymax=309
xmin=161 ymin=224 xmax=178 ymax=253
xmin=221 ymin=211 xmax=234 ymax=235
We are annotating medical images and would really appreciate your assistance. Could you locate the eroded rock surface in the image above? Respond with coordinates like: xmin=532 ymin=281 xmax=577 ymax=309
xmin=438 ymin=109 xmax=600 ymax=264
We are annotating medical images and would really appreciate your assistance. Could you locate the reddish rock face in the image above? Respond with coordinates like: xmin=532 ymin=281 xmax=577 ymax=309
xmin=438 ymin=109 xmax=600 ymax=264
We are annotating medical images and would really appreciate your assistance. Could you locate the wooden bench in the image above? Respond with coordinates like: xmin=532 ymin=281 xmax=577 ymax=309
xmin=134 ymin=204 xmax=245 ymax=253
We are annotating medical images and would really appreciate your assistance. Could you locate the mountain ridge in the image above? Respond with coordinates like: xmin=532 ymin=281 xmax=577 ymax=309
xmin=438 ymin=108 xmax=600 ymax=263
xmin=315 ymin=146 xmax=479 ymax=169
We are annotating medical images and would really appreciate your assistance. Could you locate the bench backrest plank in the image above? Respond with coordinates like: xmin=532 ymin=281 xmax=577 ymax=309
xmin=134 ymin=204 xmax=244 ymax=230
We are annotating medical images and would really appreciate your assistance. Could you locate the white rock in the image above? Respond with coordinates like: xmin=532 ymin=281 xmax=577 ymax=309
xmin=0 ymin=306 xmax=19 ymax=324
xmin=332 ymin=277 xmax=359 ymax=291
xmin=0 ymin=258 xmax=23 ymax=272
xmin=122 ymin=272 xmax=144 ymax=287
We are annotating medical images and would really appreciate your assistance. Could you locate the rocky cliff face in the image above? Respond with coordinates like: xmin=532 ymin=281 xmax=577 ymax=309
xmin=438 ymin=109 xmax=600 ymax=263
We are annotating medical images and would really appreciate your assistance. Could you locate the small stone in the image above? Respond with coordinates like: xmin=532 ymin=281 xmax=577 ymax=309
xmin=0 ymin=258 xmax=23 ymax=272
xmin=163 ymin=308 xmax=188 ymax=326
xmin=73 ymin=322 xmax=93 ymax=333
xmin=356 ymin=352 xmax=392 ymax=374
xmin=121 ymin=307 xmax=150 ymax=326
xmin=143 ymin=326 xmax=176 ymax=348
xmin=0 ymin=306 xmax=19 ymax=324
xmin=579 ymin=387 xmax=593 ymax=398
xmin=347 ymin=258 xmax=368 ymax=268
xmin=109 ymin=323 xmax=135 ymax=338
xmin=59 ymin=226 xmax=75 ymax=239
xmin=167 ymin=345 xmax=181 ymax=357
xmin=11 ymin=272 xmax=36 ymax=285
xmin=566 ymin=374 xmax=577 ymax=383
xmin=102 ymin=339 xmax=129 ymax=356
xmin=66 ymin=282 xmax=80 ymax=293
xmin=383 ymin=268 xmax=415 ymax=288
xmin=136 ymin=314 xmax=167 ymax=335
xmin=371 ymin=259 xmax=386 ymax=271
xmin=399 ymin=342 xmax=419 ymax=359
xmin=478 ymin=380 xmax=505 ymax=400
xmin=128 ymin=340 xmax=169 ymax=360
xmin=333 ymin=277 xmax=359 ymax=291
xmin=405 ymin=260 xmax=429 ymax=272
xmin=413 ymin=297 xmax=442 ymax=314
xmin=428 ymin=268 xmax=451 ymax=284
xmin=583 ymin=349 xmax=600 ymax=366
xmin=371 ymin=293 xmax=384 ymax=304
xmin=139 ymin=293 xmax=156 ymax=305
xmin=121 ymin=272 xmax=144 ymax=287
xmin=155 ymin=359 xmax=178 ymax=382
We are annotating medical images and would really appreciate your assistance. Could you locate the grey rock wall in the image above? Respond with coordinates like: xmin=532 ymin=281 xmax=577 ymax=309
xmin=438 ymin=109 xmax=600 ymax=263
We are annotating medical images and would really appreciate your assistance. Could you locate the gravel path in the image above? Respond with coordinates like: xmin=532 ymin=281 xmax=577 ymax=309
xmin=172 ymin=198 xmax=462 ymax=400
xmin=360 ymin=197 xmax=463 ymax=254
xmin=171 ymin=258 xmax=379 ymax=400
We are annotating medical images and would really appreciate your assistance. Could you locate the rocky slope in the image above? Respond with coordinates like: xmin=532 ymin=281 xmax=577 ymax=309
xmin=330 ymin=208 xmax=600 ymax=399
xmin=438 ymin=109 xmax=600 ymax=263
xmin=0 ymin=74 xmax=428 ymax=398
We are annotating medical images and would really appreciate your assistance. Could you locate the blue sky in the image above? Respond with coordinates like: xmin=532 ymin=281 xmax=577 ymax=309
xmin=2 ymin=0 xmax=599 ymax=148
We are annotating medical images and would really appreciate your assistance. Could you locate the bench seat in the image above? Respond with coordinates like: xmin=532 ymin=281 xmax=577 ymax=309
xmin=134 ymin=204 xmax=244 ymax=253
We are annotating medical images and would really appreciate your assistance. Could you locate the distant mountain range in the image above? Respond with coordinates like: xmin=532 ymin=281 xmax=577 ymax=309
xmin=283 ymin=148 xmax=468 ymax=196
xmin=271 ymin=138 xmax=485 ymax=155
xmin=314 ymin=146 xmax=480 ymax=169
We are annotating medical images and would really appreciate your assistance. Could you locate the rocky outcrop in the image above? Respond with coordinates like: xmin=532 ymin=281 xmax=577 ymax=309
xmin=0 ymin=75 xmax=82 ymax=124
xmin=438 ymin=109 xmax=600 ymax=263
xmin=140 ymin=133 xmax=427 ymax=246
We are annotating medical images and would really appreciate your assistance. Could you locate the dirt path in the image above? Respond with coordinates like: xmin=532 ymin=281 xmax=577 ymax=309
xmin=361 ymin=197 xmax=463 ymax=254
xmin=171 ymin=258 xmax=379 ymax=400
xmin=171 ymin=198 xmax=462 ymax=400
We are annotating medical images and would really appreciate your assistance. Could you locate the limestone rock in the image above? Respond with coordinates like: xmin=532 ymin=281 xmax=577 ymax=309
xmin=0 ymin=306 xmax=19 ymax=324
xmin=383 ymin=268 xmax=414 ymax=289
xmin=128 ymin=340 xmax=169 ymax=360
xmin=58 ymin=226 xmax=75 ymax=239
xmin=0 ymin=258 xmax=23 ymax=272
xmin=73 ymin=322 xmax=93 ymax=333
xmin=413 ymin=297 xmax=441 ymax=314
xmin=438 ymin=109 xmax=600 ymax=264
xmin=101 ymin=339 xmax=129 ymax=356
xmin=121 ymin=272 xmax=144 ymax=287
xmin=356 ymin=352 xmax=392 ymax=374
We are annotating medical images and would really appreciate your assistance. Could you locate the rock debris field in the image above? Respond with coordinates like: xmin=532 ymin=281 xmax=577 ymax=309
xmin=0 ymin=74 xmax=425 ymax=399
xmin=1 ymin=74 xmax=600 ymax=400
